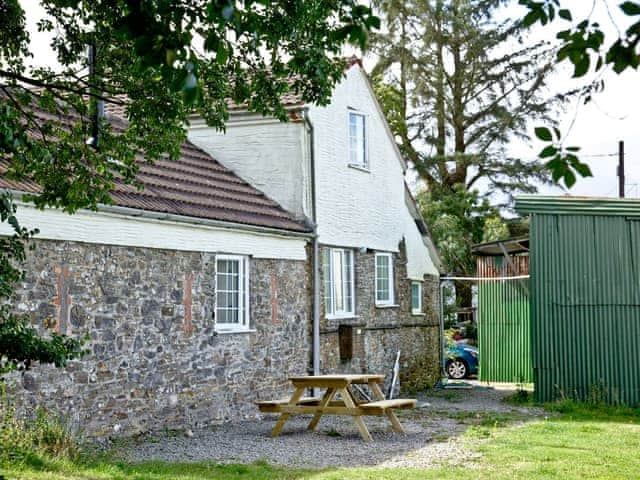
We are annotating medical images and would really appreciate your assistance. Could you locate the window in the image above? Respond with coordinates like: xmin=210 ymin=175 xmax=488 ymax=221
xmin=322 ymin=248 xmax=355 ymax=317
xmin=375 ymin=253 xmax=394 ymax=306
xmin=215 ymin=255 xmax=250 ymax=331
xmin=348 ymin=111 xmax=367 ymax=168
xmin=411 ymin=282 xmax=423 ymax=314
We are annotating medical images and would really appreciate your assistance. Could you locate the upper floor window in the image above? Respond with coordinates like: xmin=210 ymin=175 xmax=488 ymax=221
xmin=322 ymin=248 xmax=355 ymax=318
xmin=375 ymin=253 xmax=394 ymax=306
xmin=348 ymin=111 xmax=367 ymax=168
xmin=411 ymin=281 xmax=423 ymax=314
xmin=216 ymin=254 xmax=250 ymax=331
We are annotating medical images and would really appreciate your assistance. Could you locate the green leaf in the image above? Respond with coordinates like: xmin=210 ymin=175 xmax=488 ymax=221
xmin=558 ymin=9 xmax=572 ymax=21
xmin=548 ymin=159 xmax=565 ymax=183
xmin=535 ymin=126 xmax=553 ymax=141
xmin=540 ymin=145 xmax=558 ymax=158
xmin=522 ymin=10 xmax=540 ymax=27
xmin=563 ymin=169 xmax=577 ymax=188
xmin=620 ymin=2 xmax=640 ymax=16
xmin=572 ymin=161 xmax=593 ymax=177
xmin=573 ymin=55 xmax=590 ymax=77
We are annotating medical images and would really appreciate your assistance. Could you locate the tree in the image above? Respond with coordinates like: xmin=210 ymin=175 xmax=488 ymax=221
xmin=0 ymin=1 xmax=378 ymax=374
xmin=519 ymin=0 xmax=639 ymax=186
xmin=371 ymin=0 xmax=568 ymax=307
xmin=416 ymin=185 xmax=507 ymax=308
xmin=371 ymin=0 xmax=571 ymax=200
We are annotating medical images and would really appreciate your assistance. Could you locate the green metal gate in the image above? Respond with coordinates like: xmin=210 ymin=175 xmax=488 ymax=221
xmin=477 ymin=255 xmax=533 ymax=383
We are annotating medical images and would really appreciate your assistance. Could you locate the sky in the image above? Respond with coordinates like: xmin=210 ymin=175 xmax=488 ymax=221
xmin=20 ymin=0 xmax=640 ymax=199
xmin=502 ymin=1 xmax=640 ymax=199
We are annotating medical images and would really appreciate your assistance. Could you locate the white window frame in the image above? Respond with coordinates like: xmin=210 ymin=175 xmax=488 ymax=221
xmin=323 ymin=248 xmax=356 ymax=319
xmin=411 ymin=281 xmax=423 ymax=315
xmin=347 ymin=110 xmax=368 ymax=169
xmin=215 ymin=254 xmax=250 ymax=332
xmin=375 ymin=252 xmax=394 ymax=306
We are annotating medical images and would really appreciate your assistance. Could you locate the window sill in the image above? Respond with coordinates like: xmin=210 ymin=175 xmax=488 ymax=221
xmin=348 ymin=163 xmax=370 ymax=173
xmin=375 ymin=304 xmax=400 ymax=309
xmin=326 ymin=314 xmax=359 ymax=321
xmin=216 ymin=328 xmax=256 ymax=335
xmin=411 ymin=312 xmax=425 ymax=317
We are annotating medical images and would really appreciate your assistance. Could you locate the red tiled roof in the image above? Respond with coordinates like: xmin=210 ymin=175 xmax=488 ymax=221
xmin=0 ymin=96 xmax=311 ymax=233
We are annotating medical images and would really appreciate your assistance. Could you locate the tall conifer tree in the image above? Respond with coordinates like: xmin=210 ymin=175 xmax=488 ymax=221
xmin=371 ymin=0 xmax=572 ymax=306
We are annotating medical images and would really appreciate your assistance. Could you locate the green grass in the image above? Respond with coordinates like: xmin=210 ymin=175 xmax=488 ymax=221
xmin=3 ymin=401 xmax=640 ymax=480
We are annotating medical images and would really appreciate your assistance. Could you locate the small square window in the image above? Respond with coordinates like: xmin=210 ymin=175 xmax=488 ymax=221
xmin=411 ymin=282 xmax=423 ymax=314
xmin=348 ymin=111 xmax=367 ymax=168
xmin=375 ymin=253 xmax=394 ymax=306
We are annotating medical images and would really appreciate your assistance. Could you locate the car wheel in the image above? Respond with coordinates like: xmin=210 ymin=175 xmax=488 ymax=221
xmin=446 ymin=359 xmax=468 ymax=379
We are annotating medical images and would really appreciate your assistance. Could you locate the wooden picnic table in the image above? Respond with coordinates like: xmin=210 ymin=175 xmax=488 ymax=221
xmin=256 ymin=374 xmax=416 ymax=442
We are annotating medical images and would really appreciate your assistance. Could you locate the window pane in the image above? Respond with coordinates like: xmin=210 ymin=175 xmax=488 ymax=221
xmin=376 ymin=255 xmax=391 ymax=302
xmin=343 ymin=250 xmax=353 ymax=313
xmin=333 ymin=250 xmax=344 ymax=312
xmin=348 ymin=113 xmax=365 ymax=166
xmin=412 ymin=283 xmax=421 ymax=311
xmin=322 ymin=249 xmax=333 ymax=314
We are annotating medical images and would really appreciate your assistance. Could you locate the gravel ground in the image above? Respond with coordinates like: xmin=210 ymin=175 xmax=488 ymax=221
xmin=118 ymin=382 xmax=544 ymax=469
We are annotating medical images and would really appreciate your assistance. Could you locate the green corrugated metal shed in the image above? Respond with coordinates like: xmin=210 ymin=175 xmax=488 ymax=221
xmin=475 ymin=248 xmax=533 ymax=384
xmin=516 ymin=195 xmax=640 ymax=404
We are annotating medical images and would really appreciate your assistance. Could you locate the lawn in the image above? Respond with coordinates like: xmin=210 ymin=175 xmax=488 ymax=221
xmin=4 ymin=401 xmax=640 ymax=480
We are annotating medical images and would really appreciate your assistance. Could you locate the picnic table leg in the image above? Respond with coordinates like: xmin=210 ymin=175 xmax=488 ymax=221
xmin=307 ymin=387 xmax=336 ymax=432
xmin=340 ymin=388 xmax=372 ymax=442
xmin=369 ymin=381 xmax=406 ymax=434
xmin=271 ymin=387 xmax=305 ymax=437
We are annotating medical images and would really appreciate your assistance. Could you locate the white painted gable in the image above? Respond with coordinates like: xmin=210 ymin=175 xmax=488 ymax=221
xmin=187 ymin=63 xmax=440 ymax=279
xmin=308 ymin=65 xmax=439 ymax=278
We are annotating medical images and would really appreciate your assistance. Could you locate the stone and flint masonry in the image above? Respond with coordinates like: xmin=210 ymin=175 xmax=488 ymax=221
xmin=2 ymin=58 xmax=442 ymax=437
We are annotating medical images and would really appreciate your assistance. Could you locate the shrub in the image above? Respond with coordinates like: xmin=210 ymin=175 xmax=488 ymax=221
xmin=0 ymin=395 xmax=80 ymax=464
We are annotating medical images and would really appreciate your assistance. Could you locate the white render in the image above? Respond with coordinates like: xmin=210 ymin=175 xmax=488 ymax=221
xmin=307 ymin=66 xmax=438 ymax=278
xmin=188 ymin=63 xmax=439 ymax=279
xmin=1 ymin=203 xmax=308 ymax=261
xmin=188 ymin=115 xmax=312 ymax=220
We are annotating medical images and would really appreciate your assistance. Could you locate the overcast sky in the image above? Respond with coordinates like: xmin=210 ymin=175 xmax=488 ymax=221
xmin=21 ymin=0 xmax=639 ymax=199
xmin=503 ymin=1 xmax=640 ymax=199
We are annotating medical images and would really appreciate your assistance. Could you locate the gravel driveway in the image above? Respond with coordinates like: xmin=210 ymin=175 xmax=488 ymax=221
xmin=118 ymin=382 xmax=544 ymax=469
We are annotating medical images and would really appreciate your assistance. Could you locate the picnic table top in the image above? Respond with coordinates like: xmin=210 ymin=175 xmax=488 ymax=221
xmin=288 ymin=374 xmax=385 ymax=387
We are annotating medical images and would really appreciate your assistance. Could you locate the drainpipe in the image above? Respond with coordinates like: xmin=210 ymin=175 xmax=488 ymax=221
xmin=301 ymin=108 xmax=320 ymax=379
xmin=439 ymin=279 xmax=446 ymax=382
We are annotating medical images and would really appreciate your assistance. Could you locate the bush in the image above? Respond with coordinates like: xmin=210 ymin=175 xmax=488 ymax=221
xmin=0 ymin=396 xmax=80 ymax=464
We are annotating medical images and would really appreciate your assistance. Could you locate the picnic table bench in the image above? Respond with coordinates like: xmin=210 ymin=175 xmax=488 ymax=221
xmin=256 ymin=374 xmax=416 ymax=442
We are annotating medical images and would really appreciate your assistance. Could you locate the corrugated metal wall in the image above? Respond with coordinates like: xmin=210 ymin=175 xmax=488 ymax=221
xmin=530 ymin=213 xmax=640 ymax=404
xmin=477 ymin=256 xmax=533 ymax=383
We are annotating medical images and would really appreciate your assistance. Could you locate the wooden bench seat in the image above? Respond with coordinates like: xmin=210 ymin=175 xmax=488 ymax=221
xmin=358 ymin=399 xmax=417 ymax=415
xmin=255 ymin=397 xmax=321 ymax=413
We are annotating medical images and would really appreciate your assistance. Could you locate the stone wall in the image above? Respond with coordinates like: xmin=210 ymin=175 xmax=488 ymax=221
xmin=318 ymin=242 xmax=441 ymax=391
xmin=6 ymin=239 xmax=311 ymax=437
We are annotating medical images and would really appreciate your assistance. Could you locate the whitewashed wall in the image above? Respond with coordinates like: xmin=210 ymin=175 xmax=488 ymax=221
xmin=186 ymin=65 xmax=439 ymax=279
xmin=188 ymin=116 xmax=310 ymax=220
xmin=0 ymin=203 xmax=309 ymax=261
xmin=308 ymin=66 xmax=439 ymax=278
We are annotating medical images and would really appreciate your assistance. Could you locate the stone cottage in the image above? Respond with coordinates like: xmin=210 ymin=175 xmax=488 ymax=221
xmin=1 ymin=59 xmax=442 ymax=437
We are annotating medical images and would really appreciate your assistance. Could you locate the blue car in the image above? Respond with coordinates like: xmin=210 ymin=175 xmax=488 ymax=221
xmin=445 ymin=343 xmax=479 ymax=379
